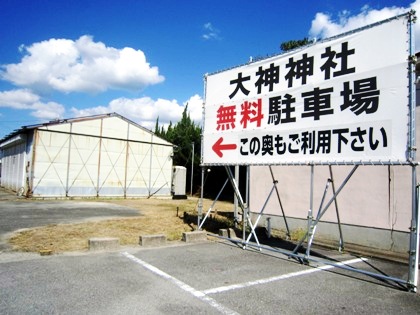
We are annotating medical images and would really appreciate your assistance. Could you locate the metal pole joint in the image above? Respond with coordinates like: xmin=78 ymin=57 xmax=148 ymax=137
xmin=408 ymin=9 xmax=417 ymax=23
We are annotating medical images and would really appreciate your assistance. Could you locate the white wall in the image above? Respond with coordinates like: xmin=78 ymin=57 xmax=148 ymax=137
xmin=28 ymin=115 xmax=173 ymax=198
xmin=0 ymin=135 xmax=27 ymax=193
xmin=249 ymin=109 xmax=420 ymax=253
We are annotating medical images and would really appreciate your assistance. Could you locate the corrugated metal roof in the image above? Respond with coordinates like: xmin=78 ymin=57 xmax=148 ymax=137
xmin=0 ymin=112 xmax=173 ymax=146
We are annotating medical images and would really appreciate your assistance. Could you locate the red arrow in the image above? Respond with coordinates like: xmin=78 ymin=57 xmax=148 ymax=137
xmin=212 ymin=137 xmax=237 ymax=158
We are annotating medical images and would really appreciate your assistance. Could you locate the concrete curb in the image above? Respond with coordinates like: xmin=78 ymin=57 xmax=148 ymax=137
xmin=182 ymin=231 xmax=207 ymax=243
xmin=219 ymin=228 xmax=241 ymax=240
xmin=139 ymin=234 xmax=167 ymax=247
xmin=88 ymin=237 xmax=120 ymax=251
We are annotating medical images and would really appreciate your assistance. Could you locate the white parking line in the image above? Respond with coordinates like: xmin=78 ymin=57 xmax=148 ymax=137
xmin=123 ymin=251 xmax=366 ymax=313
xmin=122 ymin=252 xmax=240 ymax=315
xmin=203 ymin=257 xmax=367 ymax=295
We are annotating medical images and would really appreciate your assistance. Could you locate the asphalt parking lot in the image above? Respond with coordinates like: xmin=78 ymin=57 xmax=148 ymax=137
xmin=1 ymin=241 xmax=420 ymax=314
xmin=1 ymin=188 xmax=420 ymax=314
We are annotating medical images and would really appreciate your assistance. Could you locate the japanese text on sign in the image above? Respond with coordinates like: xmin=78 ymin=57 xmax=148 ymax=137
xmin=203 ymin=15 xmax=410 ymax=165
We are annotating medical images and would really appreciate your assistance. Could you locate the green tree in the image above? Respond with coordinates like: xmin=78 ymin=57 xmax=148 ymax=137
xmin=280 ymin=37 xmax=311 ymax=52
xmin=154 ymin=117 xmax=161 ymax=137
xmin=154 ymin=104 xmax=202 ymax=195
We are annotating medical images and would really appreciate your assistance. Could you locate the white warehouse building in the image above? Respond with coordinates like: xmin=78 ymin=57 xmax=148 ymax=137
xmin=0 ymin=113 xmax=174 ymax=198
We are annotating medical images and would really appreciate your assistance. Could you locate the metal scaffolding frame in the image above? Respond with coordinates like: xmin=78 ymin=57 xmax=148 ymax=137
xmin=199 ymin=12 xmax=419 ymax=292
xmin=198 ymin=161 xmax=418 ymax=292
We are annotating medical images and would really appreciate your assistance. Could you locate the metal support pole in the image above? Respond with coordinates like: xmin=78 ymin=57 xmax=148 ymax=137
xmin=407 ymin=9 xmax=419 ymax=293
xmin=305 ymin=165 xmax=315 ymax=259
xmin=225 ymin=166 xmax=246 ymax=209
xmin=190 ymin=142 xmax=194 ymax=196
xmin=307 ymin=179 xmax=331 ymax=255
xmin=197 ymin=166 xmax=204 ymax=230
xmin=148 ymin=141 xmax=153 ymax=197
xmin=408 ymin=173 xmax=419 ymax=292
xmin=411 ymin=178 xmax=419 ymax=287
xmin=244 ymin=166 xmax=250 ymax=246
xmin=124 ymin=123 xmax=131 ymax=198
xmin=96 ymin=118 xmax=104 ymax=197
xmin=234 ymin=165 xmax=239 ymax=228
xmin=65 ymin=123 xmax=73 ymax=197
xmin=269 ymin=166 xmax=290 ymax=238
xmin=224 ymin=165 xmax=247 ymax=245
xmin=329 ymin=165 xmax=344 ymax=251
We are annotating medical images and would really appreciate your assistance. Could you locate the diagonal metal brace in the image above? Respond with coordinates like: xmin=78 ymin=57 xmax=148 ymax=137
xmin=198 ymin=178 xmax=229 ymax=230
xmin=291 ymin=165 xmax=358 ymax=259
xmin=243 ymin=184 xmax=277 ymax=249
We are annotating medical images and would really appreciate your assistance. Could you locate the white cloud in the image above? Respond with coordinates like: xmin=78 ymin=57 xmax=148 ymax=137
xmin=70 ymin=94 xmax=203 ymax=130
xmin=31 ymin=101 xmax=65 ymax=120
xmin=309 ymin=1 xmax=420 ymax=50
xmin=0 ymin=88 xmax=65 ymax=120
xmin=0 ymin=89 xmax=40 ymax=109
xmin=185 ymin=94 xmax=203 ymax=123
xmin=202 ymin=22 xmax=221 ymax=40
xmin=1 ymin=35 xmax=164 ymax=93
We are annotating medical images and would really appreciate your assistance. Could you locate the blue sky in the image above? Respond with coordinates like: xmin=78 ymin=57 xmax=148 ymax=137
xmin=0 ymin=0 xmax=417 ymax=139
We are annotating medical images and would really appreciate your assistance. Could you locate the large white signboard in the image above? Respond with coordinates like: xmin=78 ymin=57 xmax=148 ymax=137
xmin=202 ymin=15 xmax=411 ymax=165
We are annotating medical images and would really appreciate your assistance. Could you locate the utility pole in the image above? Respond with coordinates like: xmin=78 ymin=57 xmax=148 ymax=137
xmin=190 ymin=142 xmax=194 ymax=196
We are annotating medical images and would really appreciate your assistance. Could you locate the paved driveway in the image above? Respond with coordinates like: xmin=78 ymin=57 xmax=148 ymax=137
xmin=1 ymin=241 xmax=420 ymax=314
xmin=1 ymin=188 xmax=420 ymax=313
xmin=0 ymin=188 xmax=140 ymax=251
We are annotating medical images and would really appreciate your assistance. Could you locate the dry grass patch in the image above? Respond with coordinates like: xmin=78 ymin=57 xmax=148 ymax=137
xmin=9 ymin=197 xmax=234 ymax=253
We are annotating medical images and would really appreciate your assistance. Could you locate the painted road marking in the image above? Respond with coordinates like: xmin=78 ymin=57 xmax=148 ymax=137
xmin=122 ymin=252 xmax=239 ymax=315
xmin=123 ymin=252 xmax=366 ymax=313
xmin=202 ymin=257 xmax=368 ymax=295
